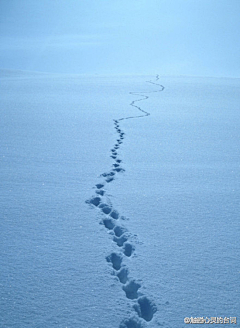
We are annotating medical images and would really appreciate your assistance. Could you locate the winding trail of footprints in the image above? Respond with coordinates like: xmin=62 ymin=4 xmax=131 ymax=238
xmin=86 ymin=75 xmax=164 ymax=328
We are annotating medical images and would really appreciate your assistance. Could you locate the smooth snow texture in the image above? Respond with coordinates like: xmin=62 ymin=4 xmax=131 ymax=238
xmin=0 ymin=71 xmax=240 ymax=328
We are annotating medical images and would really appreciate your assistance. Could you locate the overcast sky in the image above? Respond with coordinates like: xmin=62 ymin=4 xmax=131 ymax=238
xmin=0 ymin=0 xmax=240 ymax=77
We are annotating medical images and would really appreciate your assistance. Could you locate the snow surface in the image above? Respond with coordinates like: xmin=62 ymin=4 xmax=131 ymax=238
xmin=0 ymin=71 xmax=239 ymax=327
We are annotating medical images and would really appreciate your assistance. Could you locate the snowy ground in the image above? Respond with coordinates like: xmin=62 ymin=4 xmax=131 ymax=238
xmin=0 ymin=71 xmax=239 ymax=328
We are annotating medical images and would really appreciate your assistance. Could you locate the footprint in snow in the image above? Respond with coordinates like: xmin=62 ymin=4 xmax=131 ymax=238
xmin=86 ymin=75 xmax=164 ymax=326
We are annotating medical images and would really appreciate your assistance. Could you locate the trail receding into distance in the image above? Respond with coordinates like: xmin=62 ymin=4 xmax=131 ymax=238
xmin=86 ymin=75 xmax=164 ymax=328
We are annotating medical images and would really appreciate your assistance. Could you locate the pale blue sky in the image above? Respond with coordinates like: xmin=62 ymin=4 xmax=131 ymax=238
xmin=0 ymin=0 xmax=240 ymax=76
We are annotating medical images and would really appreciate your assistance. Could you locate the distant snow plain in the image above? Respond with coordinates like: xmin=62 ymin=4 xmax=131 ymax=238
xmin=0 ymin=71 xmax=239 ymax=327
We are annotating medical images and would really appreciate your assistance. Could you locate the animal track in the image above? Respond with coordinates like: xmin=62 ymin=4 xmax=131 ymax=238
xmin=106 ymin=176 xmax=114 ymax=183
xmin=119 ymin=317 xmax=145 ymax=328
xmin=87 ymin=196 xmax=101 ymax=207
xmin=123 ymin=242 xmax=135 ymax=257
xmin=95 ymin=189 xmax=105 ymax=196
xmin=122 ymin=280 xmax=141 ymax=300
xmin=117 ymin=267 xmax=129 ymax=284
xmin=86 ymin=75 xmax=164 ymax=326
xmin=113 ymin=233 xmax=129 ymax=247
xmin=99 ymin=204 xmax=112 ymax=215
xmin=102 ymin=218 xmax=116 ymax=230
xmin=96 ymin=183 xmax=104 ymax=189
xmin=101 ymin=171 xmax=115 ymax=177
xmin=133 ymin=296 xmax=157 ymax=322
xmin=110 ymin=209 xmax=119 ymax=220
xmin=114 ymin=226 xmax=128 ymax=237
xmin=106 ymin=252 xmax=123 ymax=271
xmin=114 ymin=167 xmax=125 ymax=173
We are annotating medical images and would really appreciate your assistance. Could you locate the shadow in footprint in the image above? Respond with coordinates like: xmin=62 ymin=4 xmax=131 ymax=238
xmin=99 ymin=203 xmax=112 ymax=214
xmin=123 ymin=242 xmax=135 ymax=257
xmin=106 ymin=177 xmax=114 ymax=183
xmin=114 ymin=226 xmax=128 ymax=237
xmin=110 ymin=209 xmax=119 ymax=220
xmin=86 ymin=197 xmax=101 ymax=207
xmin=114 ymin=168 xmax=125 ymax=173
xmin=117 ymin=267 xmax=129 ymax=284
xmin=122 ymin=280 xmax=141 ymax=299
xmin=95 ymin=189 xmax=105 ymax=196
xmin=119 ymin=317 xmax=145 ymax=328
xmin=113 ymin=234 xmax=128 ymax=247
xmin=101 ymin=172 xmax=115 ymax=178
xmin=102 ymin=218 xmax=116 ymax=230
xmin=101 ymin=206 xmax=112 ymax=215
xmin=133 ymin=297 xmax=157 ymax=322
xmin=106 ymin=253 xmax=123 ymax=271
xmin=96 ymin=183 xmax=104 ymax=189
